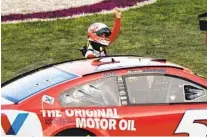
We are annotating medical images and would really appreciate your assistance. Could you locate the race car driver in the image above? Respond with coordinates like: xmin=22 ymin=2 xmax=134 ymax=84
xmin=79 ymin=8 xmax=121 ymax=58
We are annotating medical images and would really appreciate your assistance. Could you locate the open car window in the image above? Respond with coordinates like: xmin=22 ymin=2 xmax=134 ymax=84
xmin=59 ymin=77 xmax=120 ymax=107
xmin=125 ymin=74 xmax=207 ymax=104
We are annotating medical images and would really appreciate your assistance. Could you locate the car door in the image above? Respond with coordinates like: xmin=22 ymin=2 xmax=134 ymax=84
xmin=118 ymin=73 xmax=207 ymax=136
xmin=55 ymin=74 xmax=146 ymax=136
xmin=40 ymin=72 xmax=207 ymax=136
xmin=52 ymin=75 xmax=124 ymax=136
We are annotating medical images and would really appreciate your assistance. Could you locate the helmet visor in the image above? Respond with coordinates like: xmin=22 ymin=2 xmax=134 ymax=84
xmin=96 ymin=28 xmax=111 ymax=37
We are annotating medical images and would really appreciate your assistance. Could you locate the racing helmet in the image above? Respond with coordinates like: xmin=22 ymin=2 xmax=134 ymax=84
xmin=88 ymin=22 xmax=112 ymax=46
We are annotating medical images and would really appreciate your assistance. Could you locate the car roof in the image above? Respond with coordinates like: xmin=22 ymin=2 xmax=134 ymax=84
xmin=2 ymin=55 xmax=189 ymax=86
xmin=55 ymin=56 xmax=186 ymax=76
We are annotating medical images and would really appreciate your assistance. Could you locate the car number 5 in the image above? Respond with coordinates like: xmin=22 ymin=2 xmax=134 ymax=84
xmin=175 ymin=110 xmax=207 ymax=137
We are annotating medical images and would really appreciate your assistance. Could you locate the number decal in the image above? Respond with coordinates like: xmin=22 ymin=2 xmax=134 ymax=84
xmin=175 ymin=110 xmax=207 ymax=137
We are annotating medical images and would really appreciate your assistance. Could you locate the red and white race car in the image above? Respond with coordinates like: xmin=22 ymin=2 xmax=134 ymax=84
xmin=1 ymin=56 xmax=207 ymax=136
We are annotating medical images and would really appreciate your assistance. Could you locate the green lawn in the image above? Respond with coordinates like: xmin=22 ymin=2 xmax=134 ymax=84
xmin=2 ymin=0 xmax=207 ymax=82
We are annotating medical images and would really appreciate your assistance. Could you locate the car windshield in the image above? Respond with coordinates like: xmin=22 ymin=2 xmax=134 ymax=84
xmin=1 ymin=67 xmax=78 ymax=103
xmin=59 ymin=77 xmax=120 ymax=107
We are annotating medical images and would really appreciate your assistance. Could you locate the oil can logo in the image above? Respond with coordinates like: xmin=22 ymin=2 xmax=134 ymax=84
xmin=42 ymin=95 xmax=55 ymax=104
